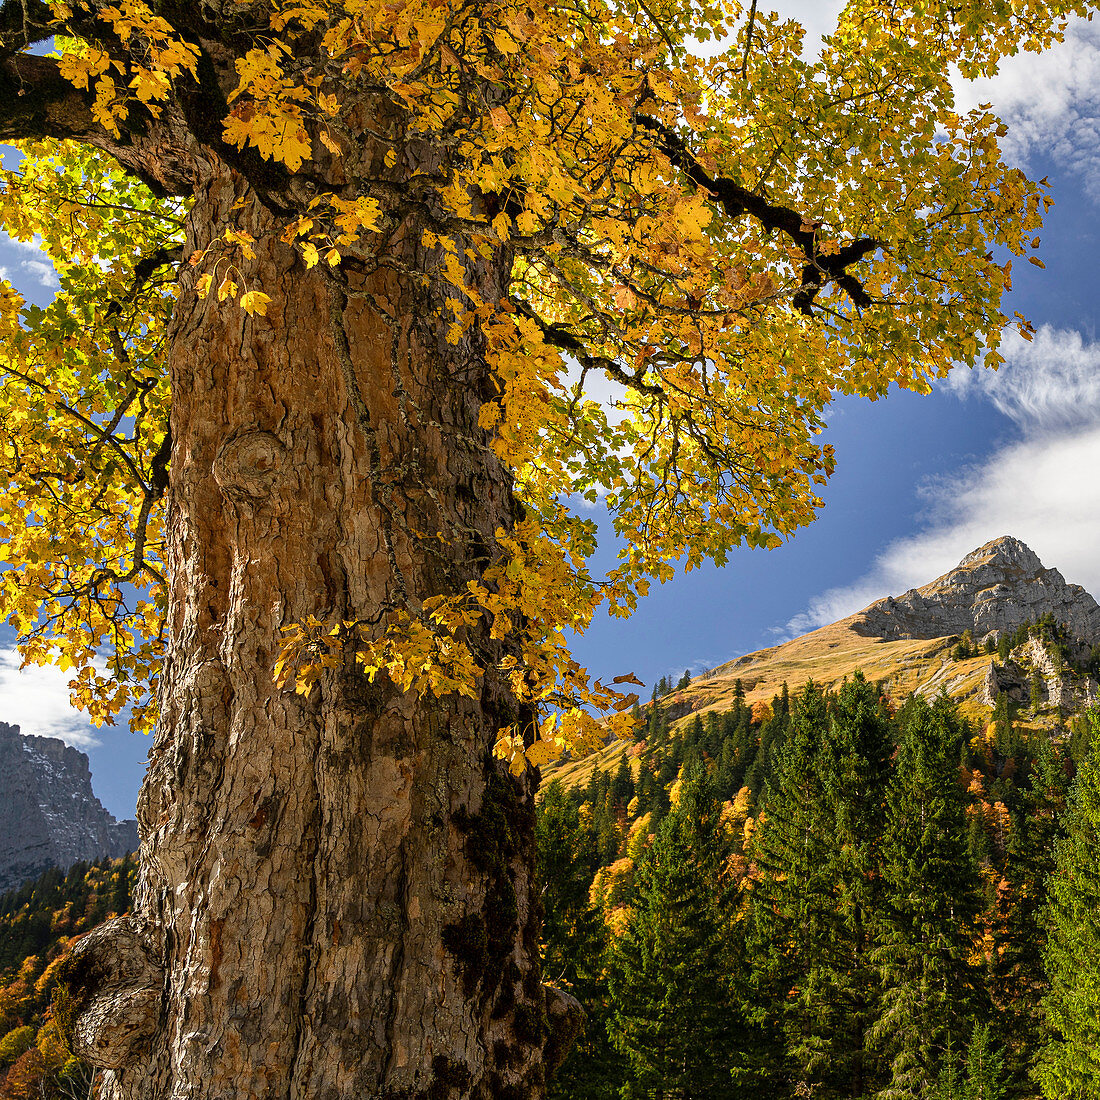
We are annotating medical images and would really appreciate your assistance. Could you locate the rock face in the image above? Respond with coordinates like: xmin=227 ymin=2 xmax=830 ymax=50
xmin=979 ymin=639 xmax=1099 ymax=713
xmin=0 ymin=722 xmax=139 ymax=895
xmin=852 ymin=536 xmax=1100 ymax=644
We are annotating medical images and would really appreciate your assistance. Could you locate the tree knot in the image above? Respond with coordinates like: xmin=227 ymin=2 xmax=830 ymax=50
xmin=213 ymin=428 xmax=288 ymax=501
xmin=56 ymin=915 xmax=164 ymax=1070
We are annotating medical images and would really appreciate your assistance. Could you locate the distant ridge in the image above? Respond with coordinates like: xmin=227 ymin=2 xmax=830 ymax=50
xmin=0 ymin=722 xmax=139 ymax=894
xmin=545 ymin=536 xmax=1100 ymax=791
xmin=543 ymin=536 xmax=1100 ymax=791
xmin=851 ymin=536 xmax=1100 ymax=645
xmin=687 ymin=534 xmax=1100 ymax=722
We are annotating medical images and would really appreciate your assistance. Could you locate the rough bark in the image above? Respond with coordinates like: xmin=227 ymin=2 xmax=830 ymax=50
xmin=0 ymin=54 xmax=199 ymax=196
xmin=72 ymin=169 xmax=550 ymax=1099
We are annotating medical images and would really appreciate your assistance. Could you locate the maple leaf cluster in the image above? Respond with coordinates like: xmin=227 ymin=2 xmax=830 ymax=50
xmin=0 ymin=0 xmax=1090 ymax=764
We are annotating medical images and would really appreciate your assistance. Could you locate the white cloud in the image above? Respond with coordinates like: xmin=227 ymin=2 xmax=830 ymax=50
xmin=0 ymin=649 xmax=103 ymax=748
xmin=783 ymin=326 xmax=1100 ymax=637
xmin=945 ymin=325 xmax=1100 ymax=433
xmin=0 ymin=233 xmax=60 ymax=291
xmin=952 ymin=17 xmax=1100 ymax=198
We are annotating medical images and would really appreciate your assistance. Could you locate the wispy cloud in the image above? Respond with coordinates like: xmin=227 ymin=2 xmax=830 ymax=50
xmin=945 ymin=325 xmax=1100 ymax=433
xmin=783 ymin=326 xmax=1100 ymax=637
xmin=953 ymin=16 xmax=1100 ymax=199
xmin=0 ymin=233 xmax=60 ymax=291
xmin=0 ymin=649 xmax=103 ymax=748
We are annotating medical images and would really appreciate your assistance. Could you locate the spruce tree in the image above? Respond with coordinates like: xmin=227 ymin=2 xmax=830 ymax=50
xmin=748 ymin=674 xmax=892 ymax=1098
xmin=871 ymin=695 xmax=984 ymax=1099
xmin=538 ymin=781 xmax=625 ymax=1099
xmin=607 ymin=767 xmax=742 ymax=1099
xmin=1037 ymin=724 xmax=1100 ymax=1099
xmin=612 ymin=755 xmax=635 ymax=808
xmin=988 ymin=734 xmax=1067 ymax=1096
xmin=1030 ymin=669 xmax=1043 ymax=715
xmin=965 ymin=1025 xmax=1006 ymax=1100
xmin=932 ymin=1025 xmax=1006 ymax=1100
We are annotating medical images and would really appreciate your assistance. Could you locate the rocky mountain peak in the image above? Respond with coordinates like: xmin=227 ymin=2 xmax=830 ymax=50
xmin=958 ymin=535 xmax=1042 ymax=573
xmin=0 ymin=721 xmax=139 ymax=895
xmin=851 ymin=537 xmax=1100 ymax=644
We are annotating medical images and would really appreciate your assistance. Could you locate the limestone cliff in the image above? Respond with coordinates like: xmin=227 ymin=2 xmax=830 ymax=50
xmin=0 ymin=722 xmax=139 ymax=895
xmin=851 ymin=536 xmax=1100 ymax=644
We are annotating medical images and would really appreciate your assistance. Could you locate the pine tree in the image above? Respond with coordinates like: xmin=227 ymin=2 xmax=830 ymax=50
xmin=965 ymin=1024 xmax=1006 ymax=1100
xmin=612 ymin=756 xmax=635 ymax=809
xmin=1030 ymin=669 xmax=1043 ymax=715
xmin=992 ymin=692 xmax=1012 ymax=742
xmin=871 ymin=695 xmax=984 ymax=1099
xmin=607 ymin=767 xmax=742 ymax=1099
xmin=1037 ymin=722 xmax=1100 ymax=1099
xmin=988 ymin=734 xmax=1067 ymax=1095
xmin=932 ymin=1025 xmax=1006 ymax=1100
xmin=538 ymin=782 xmax=625 ymax=1099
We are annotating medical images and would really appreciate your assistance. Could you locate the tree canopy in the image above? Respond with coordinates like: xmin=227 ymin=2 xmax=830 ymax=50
xmin=0 ymin=0 xmax=1088 ymax=765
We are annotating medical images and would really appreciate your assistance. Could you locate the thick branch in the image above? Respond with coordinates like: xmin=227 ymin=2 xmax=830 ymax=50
xmin=0 ymin=0 xmax=55 ymax=52
xmin=0 ymin=51 xmax=102 ymax=143
xmin=0 ymin=52 xmax=196 ymax=195
xmin=637 ymin=114 xmax=882 ymax=316
xmin=740 ymin=0 xmax=758 ymax=77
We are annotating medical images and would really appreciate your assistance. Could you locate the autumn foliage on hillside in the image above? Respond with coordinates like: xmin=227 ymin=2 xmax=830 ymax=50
xmin=0 ymin=857 xmax=134 ymax=1099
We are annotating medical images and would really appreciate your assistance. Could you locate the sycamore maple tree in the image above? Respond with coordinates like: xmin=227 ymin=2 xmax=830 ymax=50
xmin=0 ymin=0 xmax=1090 ymax=1097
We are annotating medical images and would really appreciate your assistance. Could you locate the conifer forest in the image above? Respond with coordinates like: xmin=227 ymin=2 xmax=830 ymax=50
xmin=538 ymin=672 xmax=1100 ymax=1100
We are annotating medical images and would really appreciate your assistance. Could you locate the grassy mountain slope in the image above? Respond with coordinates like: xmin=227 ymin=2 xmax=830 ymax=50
xmin=544 ymin=621 xmax=992 ymax=790
xmin=546 ymin=536 xmax=1100 ymax=792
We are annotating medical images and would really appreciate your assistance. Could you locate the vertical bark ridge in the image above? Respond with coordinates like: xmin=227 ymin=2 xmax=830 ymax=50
xmin=286 ymin=763 xmax=322 ymax=1100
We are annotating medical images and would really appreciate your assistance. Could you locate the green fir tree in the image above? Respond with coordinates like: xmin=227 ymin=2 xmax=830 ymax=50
xmin=748 ymin=674 xmax=892 ymax=1099
xmin=607 ymin=767 xmax=741 ymax=1099
xmin=871 ymin=695 xmax=984 ymax=1099
xmin=539 ymin=781 xmax=625 ymax=1099
xmin=1038 ymin=717 xmax=1100 ymax=1099
xmin=988 ymin=733 xmax=1067 ymax=1096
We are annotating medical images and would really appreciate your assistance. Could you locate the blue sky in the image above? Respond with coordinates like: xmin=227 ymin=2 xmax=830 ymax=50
xmin=2 ymin=3 xmax=1099 ymax=818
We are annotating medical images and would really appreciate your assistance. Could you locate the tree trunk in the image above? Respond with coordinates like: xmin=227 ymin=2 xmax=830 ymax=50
xmin=62 ymin=169 xmax=555 ymax=1099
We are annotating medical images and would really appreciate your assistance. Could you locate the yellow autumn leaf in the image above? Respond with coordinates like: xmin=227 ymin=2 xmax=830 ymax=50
xmin=240 ymin=290 xmax=272 ymax=316
xmin=525 ymin=739 xmax=558 ymax=767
